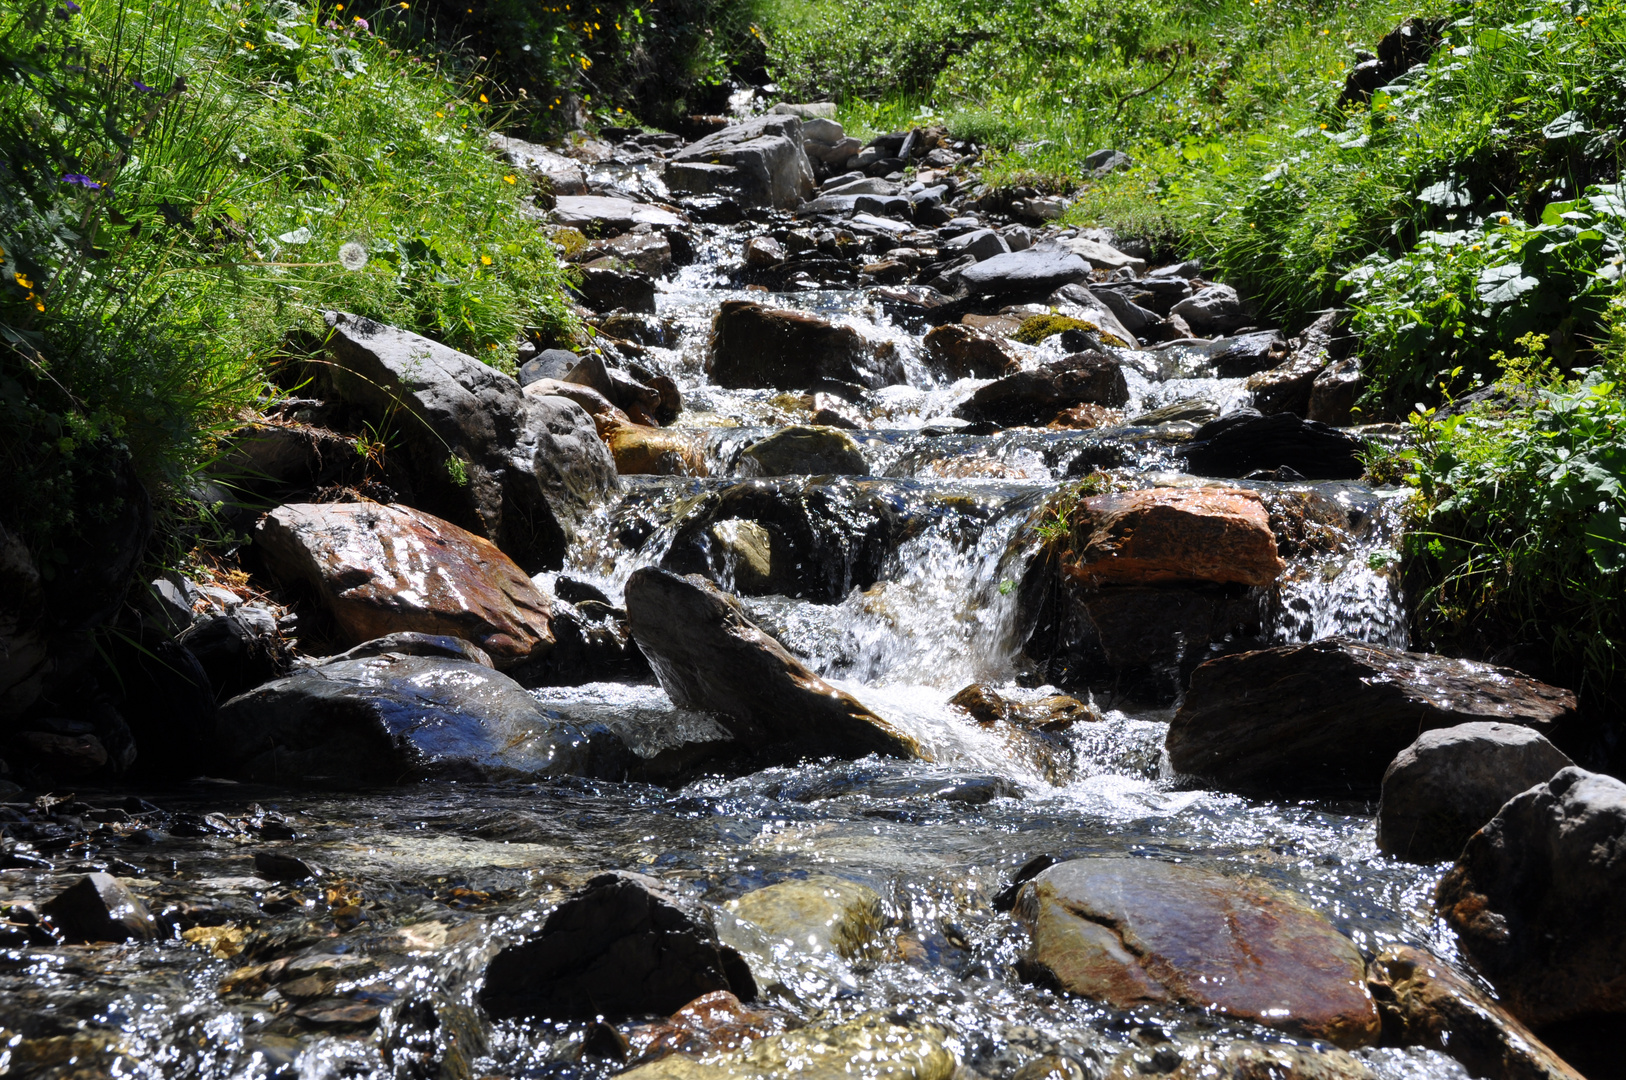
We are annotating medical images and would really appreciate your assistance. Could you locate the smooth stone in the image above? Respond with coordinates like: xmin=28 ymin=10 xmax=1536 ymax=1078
xmin=953 ymin=351 xmax=1128 ymax=428
xmin=215 ymin=654 xmax=609 ymax=783
xmin=1181 ymin=408 xmax=1365 ymax=480
xmin=1169 ymin=283 xmax=1248 ymax=333
xmin=617 ymin=1012 xmax=955 ymax=1080
xmin=1063 ymin=487 xmax=1284 ymax=588
xmin=1058 ymin=236 xmax=1145 ymax=273
xmin=518 ymin=348 xmax=581 ymax=386
xmin=604 ymin=419 xmax=709 ymax=476
xmin=1436 ymin=767 xmax=1626 ymax=1028
xmin=489 ymin=133 xmax=588 ymax=195
xmin=921 ymin=324 xmax=1019 ymax=380
xmin=1377 ymin=722 xmax=1574 ymax=863
xmin=254 ymin=502 xmax=554 ymax=667
xmin=1103 ymin=1040 xmax=1376 ymax=1080
xmin=708 ymin=300 xmax=904 ymax=391
xmin=326 ymin=632 xmax=495 ymax=668
xmin=253 ymin=852 xmax=322 ymax=882
xmin=1204 ymin=330 xmax=1289 ymax=377
xmin=726 ymin=876 xmax=882 ymax=958
xmin=1368 ymin=945 xmax=1585 ymax=1080
xmin=479 ymin=871 xmax=756 ymax=1020
xmin=738 ymin=425 xmax=868 ymax=476
xmin=1168 ymin=638 xmax=1578 ymax=795
xmin=42 ymin=873 xmax=160 ymax=943
xmin=957 ymin=250 xmax=1091 ymax=297
xmin=574 ymin=265 xmax=657 ymax=314
xmin=551 ymin=194 xmax=684 ymax=234
xmin=1015 ymin=858 xmax=1380 ymax=1048
xmin=623 ymin=568 xmax=922 ymax=760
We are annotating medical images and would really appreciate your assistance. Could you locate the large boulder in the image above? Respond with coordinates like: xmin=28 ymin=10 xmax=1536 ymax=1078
xmin=254 ymin=502 xmax=554 ymax=668
xmin=488 ymin=133 xmax=587 ymax=195
xmin=321 ymin=312 xmax=618 ymax=569
xmin=667 ymin=116 xmax=816 ymax=208
xmin=957 ymin=250 xmax=1091 ymax=298
xmin=738 ymin=426 xmax=868 ymax=477
xmin=708 ymin=301 xmax=904 ymax=391
xmin=1180 ymin=409 xmax=1364 ymax=480
xmin=1436 ymin=767 xmax=1626 ymax=1028
xmin=921 ymin=324 xmax=1019 ymax=380
xmin=1062 ymin=487 xmax=1284 ymax=588
xmin=1167 ymin=639 xmax=1577 ymax=795
xmin=1367 ymin=945 xmax=1585 ymax=1080
xmin=1376 ymin=722 xmax=1574 ymax=863
xmin=551 ymin=195 xmax=685 ymax=235
xmin=953 ymin=352 xmax=1128 ymax=428
xmin=623 ymin=568 xmax=921 ymax=760
xmin=215 ymin=652 xmax=613 ymax=783
xmin=1014 ymin=858 xmax=1380 ymax=1048
xmin=479 ymin=871 xmax=756 ymax=1020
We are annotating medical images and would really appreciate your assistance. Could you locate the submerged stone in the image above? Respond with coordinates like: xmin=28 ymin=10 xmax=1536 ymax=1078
xmin=43 ymin=873 xmax=159 ymax=944
xmin=726 ymin=876 xmax=883 ymax=960
xmin=617 ymin=1012 xmax=956 ymax=1080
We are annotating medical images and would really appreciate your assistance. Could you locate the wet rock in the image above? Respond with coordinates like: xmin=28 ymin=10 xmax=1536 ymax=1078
xmin=624 ymin=568 xmax=922 ymax=759
xmin=328 ymin=632 xmax=494 ymax=667
xmin=921 ymin=324 xmax=1019 ymax=379
xmin=617 ymin=1012 xmax=955 ymax=1080
xmin=1309 ymin=356 xmax=1364 ymax=425
xmin=958 ymin=250 xmax=1091 ymax=298
xmin=954 ymin=352 xmax=1129 ymax=428
xmin=1128 ymin=398 xmax=1221 ymax=426
xmin=177 ymin=609 xmax=288 ymax=700
xmin=255 ymin=502 xmax=554 ymax=667
xmin=667 ymin=116 xmax=816 ymax=208
xmin=321 ymin=312 xmax=618 ymax=568
xmin=950 ymin=684 xmax=1100 ymax=732
xmin=43 ymin=872 xmax=159 ymax=943
xmin=584 ymin=230 xmax=674 ymax=277
xmin=1103 ymin=1041 xmax=1376 ymax=1080
xmin=1181 ymin=409 xmax=1364 ymax=481
xmin=479 ymin=871 xmax=756 ymax=1020
xmin=531 ymin=594 xmax=654 ymax=688
xmin=739 ymin=426 xmax=868 ymax=477
xmin=625 ymin=990 xmax=788 ymax=1061
xmin=727 ymin=876 xmax=883 ymax=959
xmin=253 ymin=852 xmax=322 ymax=882
xmin=1169 ymin=284 xmax=1248 ymax=334
xmin=1246 ymin=311 xmax=1341 ymax=415
xmin=574 ymin=265 xmax=657 ymax=314
xmin=1204 ymin=330 xmax=1289 ymax=377
xmin=743 ymin=235 xmax=785 ymax=269
xmin=551 ymin=195 xmax=685 ymax=235
xmin=1367 ymin=945 xmax=1584 ymax=1080
xmin=1048 ymin=283 xmax=1141 ymax=347
xmin=604 ymin=418 xmax=709 ymax=476
xmin=709 ymin=301 xmax=904 ymax=391
xmin=1377 ymin=722 xmax=1574 ymax=863
xmin=489 ymin=133 xmax=588 ymax=195
xmin=1167 ymin=638 xmax=1577 ymax=795
xmin=1435 ymin=767 xmax=1626 ymax=1028
xmin=1063 ymin=487 xmax=1285 ymax=588
xmin=216 ymin=653 xmax=610 ymax=783
xmin=1015 ymin=858 xmax=1379 ymax=1047
xmin=561 ymin=353 xmax=676 ymax=426
xmin=518 ymin=347 xmax=582 ymax=386
xmin=710 ymin=520 xmax=775 ymax=591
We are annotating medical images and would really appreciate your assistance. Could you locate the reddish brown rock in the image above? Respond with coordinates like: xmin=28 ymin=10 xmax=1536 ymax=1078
xmin=627 ymin=991 xmax=788 ymax=1061
xmin=921 ymin=324 xmax=1020 ymax=380
xmin=1015 ymin=858 xmax=1380 ymax=1049
xmin=604 ymin=419 xmax=709 ymax=476
xmin=1064 ymin=487 xmax=1284 ymax=588
xmin=254 ymin=502 xmax=553 ymax=667
xmin=1367 ymin=945 xmax=1584 ymax=1080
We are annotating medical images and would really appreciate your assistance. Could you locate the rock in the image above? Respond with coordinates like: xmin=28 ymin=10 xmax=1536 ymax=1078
xmin=625 ymin=990 xmax=786 ymax=1061
xmin=945 ymin=228 xmax=1010 ymax=261
xmin=1367 ymin=945 xmax=1585 ymax=1080
xmin=99 ymin=623 xmax=215 ymax=779
xmin=1204 ymin=331 xmax=1289 ymax=377
xmin=1014 ymin=858 xmax=1380 ymax=1048
xmin=1377 ymin=722 xmax=1574 ymax=863
xmin=667 ymin=116 xmax=815 ymax=208
xmin=479 ymin=871 xmax=756 ymax=1020
xmin=1339 ymin=17 xmax=1447 ymax=107
xmin=623 ymin=567 xmax=921 ymax=759
xmin=329 ymin=632 xmax=494 ymax=667
xmin=518 ymin=348 xmax=581 ymax=386
xmin=1436 ymin=767 xmax=1626 ymax=1028
xmin=551 ymin=195 xmax=684 ymax=235
xmin=574 ymin=265 xmax=657 ymax=313
xmin=1181 ymin=409 xmax=1364 ymax=480
xmin=950 ymin=684 xmax=1099 ymax=732
xmin=743 ymin=236 xmax=785 ymax=269
xmin=43 ymin=872 xmax=159 ymax=943
xmin=1085 ymin=148 xmax=1133 ymax=175
xmin=921 ymin=324 xmax=1019 ymax=380
xmin=617 ymin=1012 xmax=955 ymax=1080
xmin=255 ymin=502 xmax=554 ymax=667
xmin=321 ymin=312 xmax=618 ymax=568
xmin=216 ymin=653 xmax=612 ymax=782
xmin=1103 ymin=1041 xmax=1376 ymax=1080
xmin=1128 ymin=398 xmax=1221 ymax=425
xmin=726 ymin=876 xmax=883 ymax=959
xmin=177 ymin=610 xmax=288 ymax=701
xmin=604 ymin=419 xmax=709 ymax=476
xmin=954 ymin=352 xmax=1129 ymax=428
xmin=1063 ymin=487 xmax=1284 ymax=588
xmin=253 ymin=852 xmax=322 ymax=881
xmin=584 ymin=230 xmax=674 ymax=277
xmin=1167 ymin=638 xmax=1578 ymax=795
xmin=708 ymin=301 xmax=904 ymax=391
xmin=1246 ymin=311 xmax=1341 ymax=415
xmin=957 ymin=250 xmax=1091 ymax=297
xmin=1048 ymin=284 xmax=1141 ymax=347
xmin=1091 ymin=286 xmax=1163 ymax=337
xmin=1059 ymin=237 xmax=1145 ymax=274
xmin=739 ymin=426 xmax=867 ymax=477
xmin=710 ymin=520 xmax=775 ymax=592
xmin=561 ymin=353 xmax=676 ymax=426
xmin=823 ymin=176 xmax=899 ymax=197
xmin=1169 ymin=284 xmax=1248 ymax=334
xmin=769 ymin=102 xmax=837 ymax=119
xmin=488 ymin=133 xmax=587 ymax=195
xmin=1309 ymin=356 xmax=1363 ymax=425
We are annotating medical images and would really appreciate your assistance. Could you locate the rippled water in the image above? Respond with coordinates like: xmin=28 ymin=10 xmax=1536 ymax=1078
xmin=0 ymin=188 xmax=1462 ymax=1080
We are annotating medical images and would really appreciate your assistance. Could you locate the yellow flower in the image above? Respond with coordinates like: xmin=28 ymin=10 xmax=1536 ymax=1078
xmin=1500 ymin=215 xmax=1511 ymax=224
xmin=1471 ymin=244 xmax=1482 ymax=251
xmin=480 ymin=254 xmax=493 ymax=265
xmin=34 ymin=298 xmax=45 ymax=312
xmin=243 ymin=40 xmax=255 ymax=48
xmin=503 ymin=174 xmax=517 ymax=184
xmin=14 ymin=272 xmax=33 ymax=289
xmin=436 ymin=110 xmax=445 ymax=117
xmin=480 ymin=94 xmax=489 ymax=103
xmin=1319 ymin=122 xmax=1327 ymax=129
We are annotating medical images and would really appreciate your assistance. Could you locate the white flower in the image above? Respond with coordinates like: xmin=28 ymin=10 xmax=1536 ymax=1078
xmin=338 ymin=242 xmax=369 ymax=271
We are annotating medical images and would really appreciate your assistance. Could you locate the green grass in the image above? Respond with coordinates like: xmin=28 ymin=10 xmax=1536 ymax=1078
xmin=1 ymin=0 xmax=575 ymax=562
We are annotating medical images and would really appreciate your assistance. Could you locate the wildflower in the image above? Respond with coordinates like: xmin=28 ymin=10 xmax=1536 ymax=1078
xmin=436 ymin=110 xmax=445 ymax=117
xmin=503 ymin=174 xmax=517 ymax=184
xmin=60 ymin=173 xmax=103 ymax=189
xmin=480 ymin=254 xmax=493 ymax=265
xmin=338 ymin=242 xmax=369 ymax=270
xmin=243 ymin=40 xmax=255 ymax=49
xmin=1500 ymin=214 xmax=1511 ymax=224
xmin=133 ymin=78 xmax=155 ymax=91
xmin=401 ymin=1 xmax=408 ymax=6
xmin=479 ymin=94 xmax=488 ymax=103
xmin=34 ymin=298 xmax=45 ymax=312
xmin=14 ymin=272 xmax=34 ymax=288
xmin=354 ymin=15 xmax=369 ymax=29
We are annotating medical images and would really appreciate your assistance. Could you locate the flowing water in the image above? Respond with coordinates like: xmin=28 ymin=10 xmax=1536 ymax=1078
xmin=0 ymin=195 xmax=1464 ymax=1080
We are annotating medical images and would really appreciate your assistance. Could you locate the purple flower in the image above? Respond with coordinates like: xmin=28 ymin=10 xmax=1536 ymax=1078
xmin=61 ymin=173 xmax=102 ymax=189
xmin=63 ymin=1 xmax=80 ymax=10
xmin=353 ymin=16 xmax=369 ymax=29
xmin=133 ymin=78 xmax=155 ymax=92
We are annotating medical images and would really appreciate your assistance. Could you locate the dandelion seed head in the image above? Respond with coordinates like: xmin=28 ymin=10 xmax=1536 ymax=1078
xmin=338 ymin=242 xmax=369 ymax=271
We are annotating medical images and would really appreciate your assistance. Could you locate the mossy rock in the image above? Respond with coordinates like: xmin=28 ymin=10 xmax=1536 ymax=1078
xmin=1015 ymin=314 xmax=1127 ymax=349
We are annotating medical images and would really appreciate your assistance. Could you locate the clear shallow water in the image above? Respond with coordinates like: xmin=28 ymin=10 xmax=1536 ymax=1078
xmin=0 ymin=211 xmax=1449 ymax=1080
